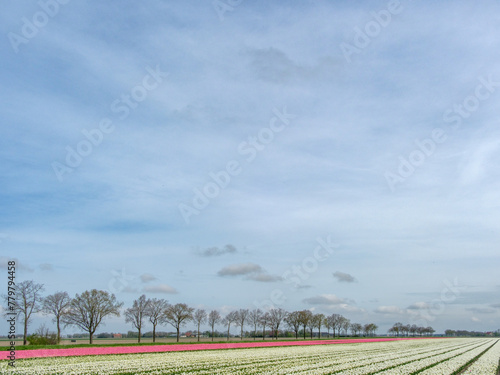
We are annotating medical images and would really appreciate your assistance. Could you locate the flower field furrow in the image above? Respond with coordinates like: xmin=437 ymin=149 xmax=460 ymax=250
xmin=204 ymin=340 xmax=470 ymax=375
xmin=0 ymin=340 xmax=467 ymax=375
xmin=374 ymin=339 xmax=494 ymax=374
xmin=416 ymin=340 xmax=495 ymax=374
xmin=319 ymin=340 xmax=480 ymax=374
xmin=461 ymin=340 xmax=500 ymax=374
xmin=0 ymin=338 xmax=491 ymax=375
xmin=449 ymin=339 xmax=500 ymax=375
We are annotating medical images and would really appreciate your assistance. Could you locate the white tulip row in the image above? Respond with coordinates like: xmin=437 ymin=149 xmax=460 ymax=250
xmin=418 ymin=339 xmax=498 ymax=374
xmin=0 ymin=338 xmax=497 ymax=375
xmin=461 ymin=339 xmax=500 ymax=374
xmin=377 ymin=339 xmax=495 ymax=375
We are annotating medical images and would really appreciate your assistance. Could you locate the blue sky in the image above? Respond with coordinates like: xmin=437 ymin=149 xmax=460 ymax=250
xmin=1 ymin=0 xmax=500 ymax=335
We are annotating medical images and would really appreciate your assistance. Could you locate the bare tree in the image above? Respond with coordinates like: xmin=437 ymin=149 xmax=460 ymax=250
xmin=363 ymin=323 xmax=370 ymax=337
xmin=426 ymin=326 xmax=435 ymax=336
xmin=402 ymin=324 xmax=411 ymax=337
xmin=260 ymin=312 xmax=271 ymax=340
xmin=248 ymin=309 xmax=262 ymax=340
xmin=312 ymin=313 xmax=325 ymax=339
xmin=269 ymin=308 xmax=288 ymax=340
xmin=208 ymin=310 xmax=221 ymax=341
xmin=42 ymin=291 xmax=71 ymax=344
xmin=62 ymin=289 xmax=123 ymax=344
xmin=326 ymin=313 xmax=341 ymax=338
xmin=5 ymin=280 xmax=45 ymax=345
xmin=340 ymin=316 xmax=350 ymax=336
xmin=324 ymin=314 xmax=334 ymax=338
xmin=193 ymin=309 xmax=207 ymax=342
xmin=222 ymin=311 xmax=238 ymax=341
xmin=285 ymin=311 xmax=301 ymax=339
xmin=236 ymin=309 xmax=249 ymax=340
xmin=367 ymin=323 xmax=378 ymax=336
xmin=350 ymin=322 xmax=362 ymax=336
xmin=391 ymin=322 xmax=403 ymax=337
xmin=409 ymin=324 xmax=418 ymax=337
xmin=297 ymin=310 xmax=313 ymax=339
xmin=144 ymin=298 xmax=168 ymax=343
xmin=36 ymin=323 xmax=51 ymax=337
xmin=164 ymin=303 xmax=194 ymax=342
xmin=125 ymin=295 xmax=149 ymax=343
xmin=306 ymin=314 xmax=315 ymax=338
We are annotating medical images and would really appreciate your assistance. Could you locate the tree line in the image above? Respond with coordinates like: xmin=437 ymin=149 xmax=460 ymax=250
xmin=8 ymin=280 xmax=441 ymax=345
xmin=444 ymin=329 xmax=500 ymax=337
xmin=388 ymin=322 xmax=435 ymax=337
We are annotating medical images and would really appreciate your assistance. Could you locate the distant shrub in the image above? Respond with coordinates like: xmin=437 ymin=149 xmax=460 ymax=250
xmin=28 ymin=333 xmax=58 ymax=345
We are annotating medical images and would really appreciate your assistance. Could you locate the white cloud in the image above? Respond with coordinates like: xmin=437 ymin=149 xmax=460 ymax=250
xmin=407 ymin=302 xmax=431 ymax=310
xmin=217 ymin=263 xmax=262 ymax=276
xmin=199 ymin=244 xmax=237 ymax=257
xmin=217 ymin=263 xmax=281 ymax=282
xmin=465 ymin=307 xmax=496 ymax=314
xmin=143 ymin=284 xmax=178 ymax=294
xmin=140 ymin=273 xmax=157 ymax=283
xmin=333 ymin=271 xmax=357 ymax=283
xmin=303 ymin=294 xmax=346 ymax=305
xmin=0 ymin=257 xmax=34 ymax=272
xmin=375 ymin=306 xmax=405 ymax=315
xmin=39 ymin=263 xmax=53 ymax=271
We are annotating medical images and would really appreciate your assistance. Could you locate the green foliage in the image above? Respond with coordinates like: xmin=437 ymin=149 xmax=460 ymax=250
xmin=27 ymin=333 xmax=58 ymax=345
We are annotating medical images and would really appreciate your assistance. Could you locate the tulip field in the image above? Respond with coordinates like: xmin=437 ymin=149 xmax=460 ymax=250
xmin=1 ymin=338 xmax=499 ymax=374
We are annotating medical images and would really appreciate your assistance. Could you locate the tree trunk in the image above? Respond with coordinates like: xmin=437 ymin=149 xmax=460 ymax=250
xmin=89 ymin=330 xmax=93 ymax=345
xmin=303 ymin=326 xmax=306 ymax=339
xmin=263 ymin=326 xmax=265 ymax=340
xmin=211 ymin=326 xmax=214 ymax=342
xmin=56 ymin=318 xmax=61 ymax=344
xmin=227 ymin=325 xmax=230 ymax=341
xmin=176 ymin=327 xmax=180 ymax=342
xmin=197 ymin=323 xmax=201 ymax=342
xmin=23 ymin=318 xmax=28 ymax=345
xmin=153 ymin=324 xmax=156 ymax=343
xmin=241 ymin=326 xmax=243 ymax=340
xmin=138 ymin=327 xmax=141 ymax=343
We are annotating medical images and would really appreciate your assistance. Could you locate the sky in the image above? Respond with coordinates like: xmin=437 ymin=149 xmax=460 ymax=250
xmin=1 ymin=0 xmax=500 ymax=336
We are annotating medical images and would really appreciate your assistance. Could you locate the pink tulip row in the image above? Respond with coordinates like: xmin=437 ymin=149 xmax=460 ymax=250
xmin=4 ymin=337 xmax=438 ymax=360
